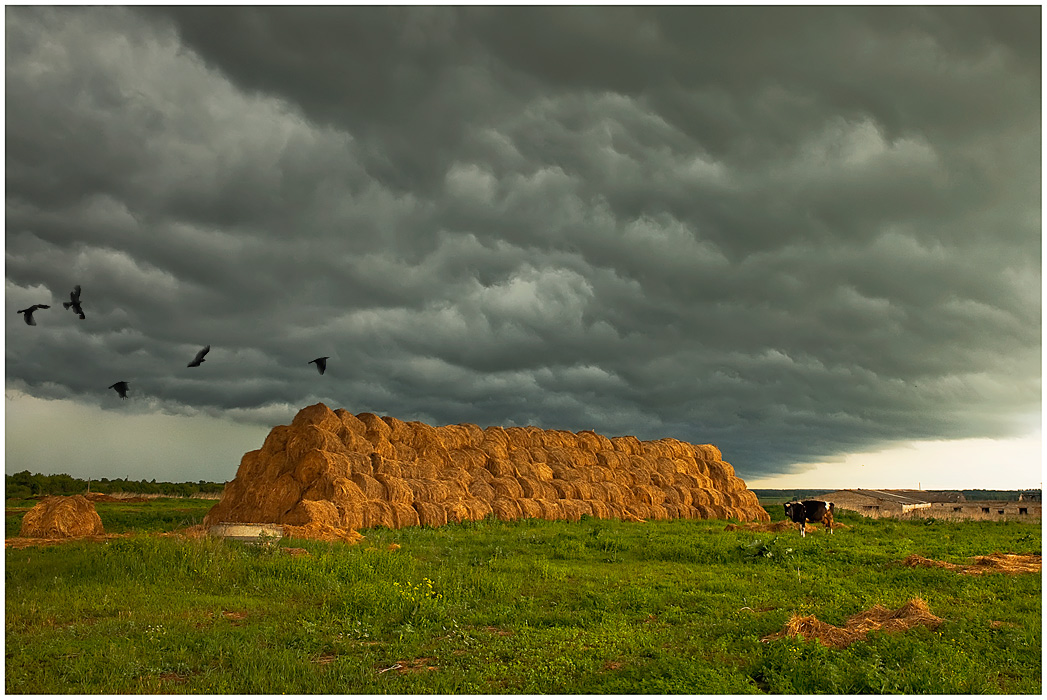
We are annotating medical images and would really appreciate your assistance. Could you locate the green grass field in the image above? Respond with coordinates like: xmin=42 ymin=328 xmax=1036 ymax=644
xmin=4 ymin=498 xmax=1041 ymax=693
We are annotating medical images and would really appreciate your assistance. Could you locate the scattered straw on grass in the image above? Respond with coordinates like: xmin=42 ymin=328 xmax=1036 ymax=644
xmin=901 ymin=552 xmax=1040 ymax=575
xmin=761 ymin=598 xmax=943 ymax=649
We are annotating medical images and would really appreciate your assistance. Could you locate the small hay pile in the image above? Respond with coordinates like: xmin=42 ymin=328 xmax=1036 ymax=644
xmin=902 ymin=552 xmax=1041 ymax=575
xmin=762 ymin=598 xmax=943 ymax=649
xmin=203 ymin=403 xmax=769 ymax=535
xmin=18 ymin=495 xmax=104 ymax=539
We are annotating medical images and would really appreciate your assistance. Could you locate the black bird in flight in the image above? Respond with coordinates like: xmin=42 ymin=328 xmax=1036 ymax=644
xmin=309 ymin=356 xmax=330 ymax=375
xmin=63 ymin=285 xmax=85 ymax=319
xmin=187 ymin=345 xmax=210 ymax=367
xmin=109 ymin=381 xmax=129 ymax=399
xmin=16 ymin=304 xmax=50 ymax=325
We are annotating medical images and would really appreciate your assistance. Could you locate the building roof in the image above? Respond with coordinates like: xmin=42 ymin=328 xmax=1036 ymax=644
xmin=816 ymin=489 xmax=930 ymax=505
xmin=887 ymin=489 xmax=966 ymax=503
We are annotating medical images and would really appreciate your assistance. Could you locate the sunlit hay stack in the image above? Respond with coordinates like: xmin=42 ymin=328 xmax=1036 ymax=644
xmin=203 ymin=403 xmax=770 ymax=537
xmin=761 ymin=598 xmax=943 ymax=649
xmin=901 ymin=552 xmax=1041 ymax=575
xmin=18 ymin=495 xmax=105 ymax=538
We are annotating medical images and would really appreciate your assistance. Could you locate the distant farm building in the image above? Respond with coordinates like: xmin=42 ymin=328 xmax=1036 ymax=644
xmin=817 ymin=489 xmax=1041 ymax=522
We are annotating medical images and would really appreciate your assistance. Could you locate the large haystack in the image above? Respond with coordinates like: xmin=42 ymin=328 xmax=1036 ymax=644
xmin=204 ymin=403 xmax=769 ymax=533
xmin=18 ymin=495 xmax=105 ymax=538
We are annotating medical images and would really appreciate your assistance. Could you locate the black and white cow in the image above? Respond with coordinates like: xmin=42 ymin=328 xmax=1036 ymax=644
xmin=784 ymin=500 xmax=835 ymax=537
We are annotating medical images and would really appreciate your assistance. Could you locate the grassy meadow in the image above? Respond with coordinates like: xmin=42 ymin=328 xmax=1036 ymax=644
xmin=4 ymin=498 xmax=1041 ymax=694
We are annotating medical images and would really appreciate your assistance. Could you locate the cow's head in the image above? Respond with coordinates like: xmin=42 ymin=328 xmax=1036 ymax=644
xmin=784 ymin=502 xmax=803 ymax=520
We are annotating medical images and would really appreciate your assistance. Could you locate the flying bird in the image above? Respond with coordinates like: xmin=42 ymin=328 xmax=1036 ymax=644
xmin=62 ymin=285 xmax=85 ymax=319
xmin=309 ymin=357 xmax=330 ymax=375
xmin=187 ymin=345 xmax=210 ymax=367
xmin=16 ymin=304 xmax=50 ymax=325
xmin=108 ymin=381 xmax=129 ymax=399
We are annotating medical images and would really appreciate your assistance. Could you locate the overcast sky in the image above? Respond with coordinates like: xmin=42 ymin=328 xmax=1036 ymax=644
xmin=5 ymin=6 xmax=1041 ymax=489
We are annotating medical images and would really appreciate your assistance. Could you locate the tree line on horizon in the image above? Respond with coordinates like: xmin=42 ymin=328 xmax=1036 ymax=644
xmin=5 ymin=470 xmax=226 ymax=499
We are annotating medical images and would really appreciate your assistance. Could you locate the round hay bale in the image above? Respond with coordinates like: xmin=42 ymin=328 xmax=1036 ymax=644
xmin=467 ymin=479 xmax=496 ymax=503
xmin=403 ymin=478 xmax=433 ymax=503
xmin=530 ymin=462 xmax=554 ymax=481
xmin=260 ymin=424 xmax=295 ymax=456
xmin=351 ymin=473 xmax=387 ymax=500
xmin=361 ymin=500 xmax=395 ymax=529
xmin=380 ymin=415 xmax=413 ymax=443
xmin=628 ymin=502 xmax=652 ymax=520
xmin=588 ymin=482 xmax=608 ymax=501
xmin=490 ymin=477 xmax=524 ymax=499
xmin=586 ymin=500 xmax=610 ymax=519
xmin=517 ymin=476 xmax=544 ymax=499
xmin=528 ymin=446 xmax=551 ymax=463
xmin=467 ymin=465 xmax=495 ymax=483
xmin=486 ymin=457 xmax=517 ymax=479
xmin=573 ymin=480 xmax=594 ymax=500
xmin=357 ymin=412 xmax=391 ymax=439
xmin=575 ymin=430 xmax=602 ymax=453
xmin=491 ymin=498 xmax=522 ymax=521
xmin=368 ymin=437 xmax=396 ymax=459
xmin=391 ymin=503 xmax=420 ymax=529
xmin=405 ymin=421 xmax=442 ymax=450
xmin=536 ymin=499 xmax=565 ymax=521
xmin=415 ymin=501 xmax=448 ymax=528
xmin=334 ymin=408 xmax=368 ymax=435
xmin=450 ymin=447 xmax=488 ymax=471
xmin=392 ymin=442 xmax=418 ymax=464
xmin=648 ymin=504 xmax=669 ymax=521
xmin=344 ymin=451 xmax=373 ymax=476
xmin=694 ymin=444 xmax=722 ymax=461
xmin=335 ymin=502 xmax=365 ymax=531
xmin=517 ymin=498 xmax=542 ymax=519
xmin=290 ymin=402 xmax=343 ymax=430
xmin=601 ymin=482 xmax=629 ymax=505
xmin=374 ymin=474 xmax=414 ymax=505
xmin=550 ymin=478 xmax=578 ymax=500
xmin=445 ymin=500 xmax=473 ymax=524
xmin=332 ymin=477 xmax=367 ymax=505
xmin=285 ymin=498 xmax=340 ymax=527
xmin=18 ymin=495 xmax=104 ymax=538
xmin=371 ymin=455 xmax=404 ymax=479
xmin=610 ymin=435 xmax=642 ymax=455
xmin=409 ymin=457 xmax=439 ymax=480
xmin=596 ymin=450 xmax=629 ymax=471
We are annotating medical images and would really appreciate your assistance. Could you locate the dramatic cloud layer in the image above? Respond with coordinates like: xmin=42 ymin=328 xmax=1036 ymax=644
xmin=5 ymin=6 xmax=1040 ymax=482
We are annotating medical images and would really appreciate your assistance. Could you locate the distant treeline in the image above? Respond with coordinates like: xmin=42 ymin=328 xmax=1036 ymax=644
xmin=5 ymin=471 xmax=226 ymax=499
xmin=752 ymin=488 xmax=1040 ymax=505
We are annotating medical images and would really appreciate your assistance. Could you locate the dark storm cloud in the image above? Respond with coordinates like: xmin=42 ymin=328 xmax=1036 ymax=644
xmin=5 ymin=5 xmax=1040 ymax=479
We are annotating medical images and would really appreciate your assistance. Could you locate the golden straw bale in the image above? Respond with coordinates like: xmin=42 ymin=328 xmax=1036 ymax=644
xmin=560 ymin=500 xmax=585 ymax=522
xmin=371 ymin=455 xmax=404 ymax=479
xmin=508 ymin=448 xmax=532 ymax=469
xmin=628 ymin=502 xmax=651 ymax=521
xmin=480 ymin=438 xmax=509 ymax=461
xmin=600 ymin=482 xmax=629 ymax=505
xmin=490 ymin=477 xmax=524 ymax=500
xmin=467 ymin=465 xmax=495 ymax=483
xmin=334 ymin=408 xmax=368 ymax=435
xmin=517 ymin=476 xmax=543 ymax=499
xmin=339 ymin=430 xmax=374 ymax=455
xmin=374 ymin=474 xmax=414 ymax=505
xmin=448 ymin=447 xmax=487 ymax=471
xmin=486 ymin=457 xmax=517 ymax=479
xmin=392 ymin=442 xmax=417 ymax=464
xmin=543 ymin=447 xmax=571 ymax=466
xmin=491 ymin=498 xmax=522 ymax=521
xmin=596 ymin=450 xmax=629 ymax=471
xmin=414 ymin=501 xmax=448 ymax=528
xmin=536 ymin=499 xmax=565 ymax=521
xmin=357 ymin=412 xmax=391 ymax=439
xmin=706 ymin=460 xmax=734 ymax=482
xmin=433 ymin=425 xmax=467 ymax=451
xmin=260 ymin=425 xmax=293 ymax=457
xmin=18 ymin=495 xmax=104 ymax=538
xmin=351 ymin=473 xmax=387 ymax=500
xmin=332 ymin=477 xmax=367 ymax=504
xmin=468 ymin=479 xmax=496 ymax=502
xmin=517 ymin=498 xmax=542 ymax=519
xmin=575 ymin=430 xmax=602 ymax=453
xmin=285 ymin=498 xmax=340 ymax=527
xmin=389 ymin=500 xmax=416 ymax=527
xmin=693 ymin=444 xmax=722 ymax=461
xmin=648 ymin=504 xmax=669 ymax=521
xmin=610 ymin=435 xmax=641 ymax=455
xmin=405 ymin=421 xmax=441 ymax=449
xmin=661 ymin=486 xmax=683 ymax=508
xmin=345 ymin=451 xmax=373 ymax=476
xmin=294 ymin=450 xmax=337 ymax=487
xmin=632 ymin=484 xmax=666 ymax=506
xmin=586 ymin=500 xmax=610 ymax=519
xmin=663 ymin=503 xmax=682 ymax=519
xmin=528 ymin=446 xmax=551 ymax=463
xmin=445 ymin=500 xmax=472 ymax=524
xmin=573 ymin=480 xmax=594 ymax=500
xmin=458 ymin=423 xmax=485 ymax=446
xmin=462 ymin=498 xmax=493 ymax=521
xmin=409 ymin=457 xmax=439 ymax=480
xmin=588 ymin=482 xmax=608 ymax=502
xmin=380 ymin=415 xmax=413 ymax=443
xmin=504 ymin=427 xmax=536 ymax=449
xmin=550 ymin=479 xmax=578 ymax=500
xmin=290 ymin=403 xmax=344 ymax=433
xmin=368 ymin=437 xmax=396 ymax=459
xmin=335 ymin=502 xmax=365 ymax=531
xmin=403 ymin=478 xmax=432 ymax=503
xmin=361 ymin=500 xmax=395 ymax=529
xmin=530 ymin=462 xmax=554 ymax=481
xmin=549 ymin=464 xmax=581 ymax=481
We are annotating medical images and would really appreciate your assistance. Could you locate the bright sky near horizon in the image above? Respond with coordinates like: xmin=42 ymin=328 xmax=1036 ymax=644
xmin=5 ymin=6 xmax=1041 ymax=489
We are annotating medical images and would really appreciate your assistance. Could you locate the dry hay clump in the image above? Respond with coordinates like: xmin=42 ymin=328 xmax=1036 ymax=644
xmin=203 ymin=402 xmax=769 ymax=537
xmin=18 ymin=495 xmax=105 ymax=539
xmin=762 ymin=598 xmax=943 ymax=649
xmin=902 ymin=552 xmax=1041 ymax=576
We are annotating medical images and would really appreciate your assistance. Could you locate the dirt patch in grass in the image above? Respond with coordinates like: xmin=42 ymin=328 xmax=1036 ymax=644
xmin=901 ymin=552 xmax=1041 ymax=575
xmin=378 ymin=657 xmax=439 ymax=674
xmin=761 ymin=598 xmax=943 ymax=649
